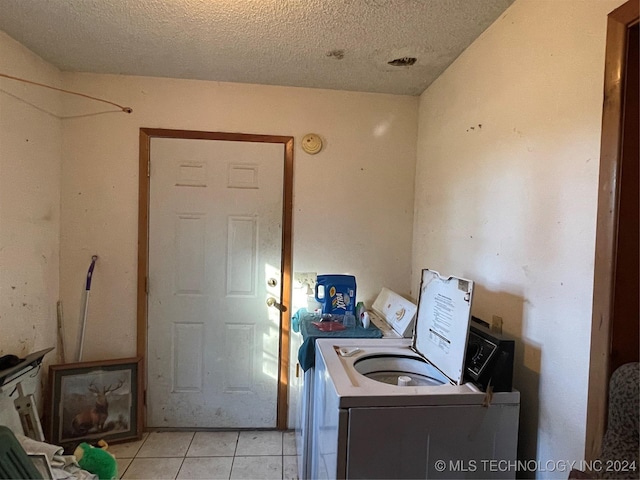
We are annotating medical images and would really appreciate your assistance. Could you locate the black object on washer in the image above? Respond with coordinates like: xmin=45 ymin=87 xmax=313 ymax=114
xmin=464 ymin=317 xmax=515 ymax=392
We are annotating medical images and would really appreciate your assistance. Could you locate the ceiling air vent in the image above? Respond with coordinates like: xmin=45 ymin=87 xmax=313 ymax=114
xmin=387 ymin=57 xmax=417 ymax=67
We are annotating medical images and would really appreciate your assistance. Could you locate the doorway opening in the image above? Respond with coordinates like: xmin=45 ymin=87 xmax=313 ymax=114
xmin=585 ymin=0 xmax=639 ymax=461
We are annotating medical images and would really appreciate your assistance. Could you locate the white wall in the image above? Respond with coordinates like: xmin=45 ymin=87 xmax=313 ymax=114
xmin=0 ymin=31 xmax=62 ymax=430
xmin=413 ymin=0 xmax=624 ymax=477
xmin=58 ymin=74 xmax=418 ymax=361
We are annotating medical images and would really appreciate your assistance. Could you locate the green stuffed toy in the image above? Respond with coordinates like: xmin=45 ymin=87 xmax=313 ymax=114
xmin=74 ymin=441 xmax=118 ymax=480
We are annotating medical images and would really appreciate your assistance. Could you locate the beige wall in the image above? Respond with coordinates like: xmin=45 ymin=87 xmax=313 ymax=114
xmin=0 ymin=31 xmax=62 ymax=429
xmin=58 ymin=74 xmax=418 ymax=361
xmin=413 ymin=0 xmax=624 ymax=475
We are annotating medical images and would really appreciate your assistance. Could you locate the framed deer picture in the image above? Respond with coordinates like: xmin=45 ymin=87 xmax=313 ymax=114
xmin=46 ymin=357 xmax=142 ymax=451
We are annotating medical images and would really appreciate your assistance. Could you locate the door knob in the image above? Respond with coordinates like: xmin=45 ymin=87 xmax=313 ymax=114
xmin=266 ymin=297 xmax=287 ymax=312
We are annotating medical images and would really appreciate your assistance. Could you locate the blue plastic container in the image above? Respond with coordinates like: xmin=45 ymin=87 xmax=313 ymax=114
xmin=315 ymin=274 xmax=357 ymax=315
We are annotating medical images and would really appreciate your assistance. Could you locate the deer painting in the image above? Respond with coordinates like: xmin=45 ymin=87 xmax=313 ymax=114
xmin=71 ymin=379 xmax=124 ymax=436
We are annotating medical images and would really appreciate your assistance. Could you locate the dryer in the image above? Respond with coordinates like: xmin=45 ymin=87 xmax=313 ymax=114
xmin=310 ymin=270 xmax=520 ymax=479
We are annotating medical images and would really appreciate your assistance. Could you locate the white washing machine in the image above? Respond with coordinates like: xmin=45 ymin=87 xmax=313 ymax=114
xmin=310 ymin=270 xmax=520 ymax=479
xmin=296 ymin=288 xmax=418 ymax=479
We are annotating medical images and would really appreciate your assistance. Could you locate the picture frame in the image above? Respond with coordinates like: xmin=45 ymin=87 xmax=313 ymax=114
xmin=28 ymin=453 xmax=54 ymax=480
xmin=46 ymin=357 xmax=143 ymax=451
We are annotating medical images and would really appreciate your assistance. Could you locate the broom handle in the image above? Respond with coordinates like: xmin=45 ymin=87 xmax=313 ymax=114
xmin=78 ymin=255 xmax=98 ymax=362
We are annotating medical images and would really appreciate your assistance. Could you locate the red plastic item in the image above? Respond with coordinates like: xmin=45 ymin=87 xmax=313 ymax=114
xmin=311 ymin=321 xmax=346 ymax=332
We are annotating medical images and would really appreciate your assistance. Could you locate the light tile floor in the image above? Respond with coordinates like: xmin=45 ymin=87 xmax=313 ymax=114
xmin=108 ymin=430 xmax=298 ymax=480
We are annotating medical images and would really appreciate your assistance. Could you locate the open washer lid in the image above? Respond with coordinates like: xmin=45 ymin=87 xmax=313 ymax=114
xmin=412 ymin=269 xmax=474 ymax=385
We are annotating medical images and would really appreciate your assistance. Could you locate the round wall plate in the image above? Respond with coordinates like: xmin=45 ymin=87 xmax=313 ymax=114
xmin=301 ymin=133 xmax=322 ymax=154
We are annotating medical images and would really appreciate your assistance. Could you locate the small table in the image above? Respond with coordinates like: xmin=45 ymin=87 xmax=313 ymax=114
xmin=295 ymin=310 xmax=382 ymax=371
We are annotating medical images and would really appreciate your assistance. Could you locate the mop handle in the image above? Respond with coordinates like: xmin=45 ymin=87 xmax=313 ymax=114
xmin=85 ymin=255 xmax=98 ymax=290
xmin=78 ymin=255 xmax=98 ymax=361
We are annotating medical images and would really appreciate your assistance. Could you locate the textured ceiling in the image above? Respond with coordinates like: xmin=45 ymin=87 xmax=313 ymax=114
xmin=0 ymin=0 xmax=514 ymax=96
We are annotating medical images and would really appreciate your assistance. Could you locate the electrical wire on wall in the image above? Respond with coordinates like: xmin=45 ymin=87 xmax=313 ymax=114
xmin=0 ymin=72 xmax=133 ymax=113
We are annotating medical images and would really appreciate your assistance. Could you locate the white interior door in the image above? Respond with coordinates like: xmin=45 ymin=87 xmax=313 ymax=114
xmin=147 ymin=137 xmax=284 ymax=428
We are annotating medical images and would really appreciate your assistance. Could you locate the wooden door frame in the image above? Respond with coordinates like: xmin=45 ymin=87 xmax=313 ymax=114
xmin=137 ymin=128 xmax=294 ymax=430
xmin=585 ymin=0 xmax=638 ymax=461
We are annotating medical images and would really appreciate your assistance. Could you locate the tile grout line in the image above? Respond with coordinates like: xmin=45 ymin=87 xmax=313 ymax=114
xmin=174 ymin=432 xmax=197 ymax=479
xmin=118 ymin=458 xmax=131 ymax=479
xmin=119 ymin=432 xmax=149 ymax=478
xmin=229 ymin=430 xmax=240 ymax=480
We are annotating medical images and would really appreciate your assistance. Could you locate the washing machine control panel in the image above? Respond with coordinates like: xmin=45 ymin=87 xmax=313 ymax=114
xmin=464 ymin=319 xmax=515 ymax=392
xmin=466 ymin=336 xmax=498 ymax=377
